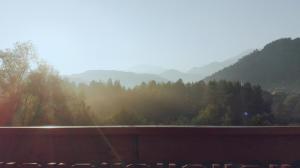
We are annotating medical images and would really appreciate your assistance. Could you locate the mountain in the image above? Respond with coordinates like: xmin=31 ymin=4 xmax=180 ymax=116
xmin=67 ymin=70 xmax=167 ymax=87
xmin=159 ymin=69 xmax=184 ymax=81
xmin=159 ymin=69 xmax=202 ymax=82
xmin=65 ymin=49 xmax=259 ymax=86
xmin=127 ymin=64 xmax=166 ymax=74
xmin=188 ymin=49 xmax=253 ymax=77
xmin=158 ymin=50 xmax=253 ymax=82
xmin=66 ymin=49 xmax=253 ymax=86
xmin=206 ymin=38 xmax=300 ymax=92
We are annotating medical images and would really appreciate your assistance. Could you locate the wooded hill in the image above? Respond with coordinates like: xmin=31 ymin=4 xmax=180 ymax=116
xmin=207 ymin=38 xmax=300 ymax=93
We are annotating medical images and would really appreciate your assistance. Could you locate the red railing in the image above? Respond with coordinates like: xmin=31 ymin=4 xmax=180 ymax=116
xmin=0 ymin=126 xmax=299 ymax=167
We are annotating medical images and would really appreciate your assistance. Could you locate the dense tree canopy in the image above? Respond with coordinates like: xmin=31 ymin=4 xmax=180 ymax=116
xmin=0 ymin=43 xmax=89 ymax=125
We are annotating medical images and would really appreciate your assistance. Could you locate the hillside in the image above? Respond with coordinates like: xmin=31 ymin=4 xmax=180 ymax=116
xmin=206 ymin=38 xmax=300 ymax=92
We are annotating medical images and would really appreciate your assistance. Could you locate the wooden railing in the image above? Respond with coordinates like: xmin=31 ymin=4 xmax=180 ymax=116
xmin=0 ymin=126 xmax=300 ymax=167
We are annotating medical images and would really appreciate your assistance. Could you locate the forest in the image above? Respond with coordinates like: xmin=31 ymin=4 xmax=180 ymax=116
xmin=0 ymin=42 xmax=299 ymax=126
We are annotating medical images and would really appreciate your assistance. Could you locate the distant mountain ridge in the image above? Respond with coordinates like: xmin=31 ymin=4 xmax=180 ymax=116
xmin=66 ymin=49 xmax=256 ymax=87
xmin=67 ymin=70 xmax=167 ymax=87
xmin=127 ymin=64 xmax=166 ymax=74
xmin=206 ymin=38 xmax=300 ymax=92
xmin=159 ymin=69 xmax=202 ymax=82
xmin=187 ymin=49 xmax=253 ymax=76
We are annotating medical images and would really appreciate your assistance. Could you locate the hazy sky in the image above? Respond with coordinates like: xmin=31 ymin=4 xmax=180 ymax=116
xmin=0 ymin=0 xmax=300 ymax=74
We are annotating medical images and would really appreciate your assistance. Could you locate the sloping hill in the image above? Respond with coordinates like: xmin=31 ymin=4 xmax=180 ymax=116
xmin=206 ymin=38 xmax=300 ymax=92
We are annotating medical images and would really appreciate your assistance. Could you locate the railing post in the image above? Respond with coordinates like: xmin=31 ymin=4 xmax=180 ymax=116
xmin=134 ymin=135 xmax=140 ymax=162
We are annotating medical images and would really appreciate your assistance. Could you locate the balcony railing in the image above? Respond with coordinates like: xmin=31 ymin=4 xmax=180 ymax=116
xmin=0 ymin=126 xmax=299 ymax=168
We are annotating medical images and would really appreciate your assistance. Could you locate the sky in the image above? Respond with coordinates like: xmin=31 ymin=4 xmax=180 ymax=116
xmin=0 ymin=0 xmax=300 ymax=74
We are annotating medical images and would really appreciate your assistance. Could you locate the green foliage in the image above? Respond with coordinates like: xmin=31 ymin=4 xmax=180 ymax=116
xmin=271 ymin=92 xmax=300 ymax=125
xmin=0 ymin=43 xmax=90 ymax=126
xmin=78 ymin=79 xmax=272 ymax=126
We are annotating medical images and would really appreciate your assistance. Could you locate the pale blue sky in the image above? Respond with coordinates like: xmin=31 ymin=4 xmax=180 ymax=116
xmin=0 ymin=0 xmax=300 ymax=74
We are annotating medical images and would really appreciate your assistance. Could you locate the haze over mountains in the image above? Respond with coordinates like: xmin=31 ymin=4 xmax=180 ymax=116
xmin=127 ymin=65 xmax=166 ymax=74
xmin=67 ymin=50 xmax=248 ymax=87
xmin=67 ymin=70 xmax=166 ymax=88
xmin=188 ymin=49 xmax=253 ymax=75
xmin=67 ymin=38 xmax=300 ymax=92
